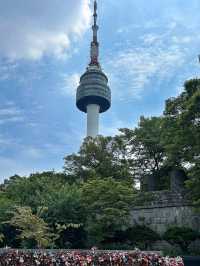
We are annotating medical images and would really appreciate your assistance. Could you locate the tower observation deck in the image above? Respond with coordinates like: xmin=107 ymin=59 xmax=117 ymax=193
xmin=76 ymin=0 xmax=111 ymax=138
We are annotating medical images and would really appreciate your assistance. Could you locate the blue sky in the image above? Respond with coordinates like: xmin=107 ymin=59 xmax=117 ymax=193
xmin=0 ymin=0 xmax=200 ymax=181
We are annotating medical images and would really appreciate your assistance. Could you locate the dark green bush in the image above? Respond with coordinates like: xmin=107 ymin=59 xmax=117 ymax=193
xmin=100 ymin=226 xmax=160 ymax=250
xmin=125 ymin=225 xmax=160 ymax=250
xmin=163 ymin=227 xmax=199 ymax=252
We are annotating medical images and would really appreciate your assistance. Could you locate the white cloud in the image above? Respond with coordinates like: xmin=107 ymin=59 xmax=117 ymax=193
xmin=0 ymin=105 xmax=25 ymax=125
xmin=0 ymin=117 xmax=24 ymax=125
xmin=0 ymin=0 xmax=91 ymax=60
xmin=106 ymin=42 xmax=186 ymax=100
xmin=60 ymin=73 xmax=80 ymax=97
xmin=101 ymin=118 xmax=135 ymax=136
xmin=0 ymin=134 xmax=14 ymax=147
xmin=0 ymin=61 xmax=18 ymax=81
xmin=22 ymin=147 xmax=44 ymax=159
xmin=172 ymin=36 xmax=193 ymax=44
xmin=0 ymin=107 xmax=21 ymax=116
xmin=142 ymin=34 xmax=161 ymax=45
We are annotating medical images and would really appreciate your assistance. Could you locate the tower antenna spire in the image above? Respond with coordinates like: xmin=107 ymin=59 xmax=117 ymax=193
xmin=76 ymin=0 xmax=111 ymax=138
xmin=90 ymin=0 xmax=99 ymax=66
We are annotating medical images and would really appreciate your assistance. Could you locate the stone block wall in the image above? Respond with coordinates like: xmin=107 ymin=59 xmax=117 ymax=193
xmin=131 ymin=190 xmax=200 ymax=234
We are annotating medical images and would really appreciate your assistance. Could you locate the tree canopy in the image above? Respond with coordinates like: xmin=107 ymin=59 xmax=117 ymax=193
xmin=0 ymin=78 xmax=199 ymax=248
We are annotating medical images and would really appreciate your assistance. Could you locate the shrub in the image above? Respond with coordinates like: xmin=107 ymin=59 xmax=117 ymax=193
xmin=125 ymin=225 xmax=160 ymax=250
xmin=163 ymin=227 xmax=199 ymax=252
xmin=100 ymin=226 xmax=160 ymax=250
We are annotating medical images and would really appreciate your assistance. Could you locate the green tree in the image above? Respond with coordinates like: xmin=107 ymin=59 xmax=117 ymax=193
xmin=0 ymin=192 xmax=14 ymax=223
xmin=120 ymin=116 xmax=168 ymax=190
xmin=163 ymin=79 xmax=200 ymax=204
xmin=163 ymin=79 xmax=200 ymax=165
xmin=4 ymin=172 xmax=68 ymax=210
xmin=81 ymin=177 xmax=135 ymax=245
xmin=0 ymin=192 xmax=18 ymax=247
xmin=44 ymin=184 xmax=86 ymax=248
xmin=0 ymin=233 xmax=4 ymax=243
xmin=1 ymin=173 xmax=87 ymax=248
xmin=7 ymin=206 xmax=54 ymax=248
xmin=45 ymin=184 xmax=84 ymax=225
xmin=64 ymin=136 xmax=135 ymax=183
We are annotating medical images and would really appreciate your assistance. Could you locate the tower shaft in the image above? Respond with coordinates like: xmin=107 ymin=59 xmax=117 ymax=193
xmin=76 ymin=0 xmax=111 ymax=138
xmin=87 ymin=104 xmax=100 ymax=137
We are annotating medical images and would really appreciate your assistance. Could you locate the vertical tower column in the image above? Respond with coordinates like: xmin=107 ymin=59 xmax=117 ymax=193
xmin=76 ymin=0 xmax=111 ymax=138
xmin=87 ymin=104 xmax=100 ymax=137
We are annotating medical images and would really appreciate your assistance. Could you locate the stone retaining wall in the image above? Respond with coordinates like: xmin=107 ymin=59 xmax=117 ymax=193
xmin=131 ymin=191 xmax=200 ymax=234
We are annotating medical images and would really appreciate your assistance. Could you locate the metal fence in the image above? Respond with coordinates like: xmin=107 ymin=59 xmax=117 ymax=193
xmin=1 ymin=249 xmax=199 ymax=265
xmin=0 ymin=248 xmax=162 ymax=254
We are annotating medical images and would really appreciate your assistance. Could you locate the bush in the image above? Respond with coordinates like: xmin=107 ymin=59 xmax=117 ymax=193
xmin=125 ymin=225 xmax=160 ymax=250
xmin=163 ymin=227 xmax=199 ymax=252
xmin=188 ymin=239 xmax=200 ymax=255
xmin=162 ymin=244 xmax=183 ymax=257
xmin=100 ymin=226 xmax=160 ymax=250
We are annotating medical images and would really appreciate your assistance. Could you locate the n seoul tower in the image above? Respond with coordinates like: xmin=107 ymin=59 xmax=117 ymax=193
xmin=76 ymin=0 xmax=111 ymax=138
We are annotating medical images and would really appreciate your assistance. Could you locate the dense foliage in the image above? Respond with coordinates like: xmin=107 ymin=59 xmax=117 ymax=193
xmin=163 ymin=227 xmax=199 ymax=252
xmin=0 ymin=174 xmax=135 ymax=248
xmin=0 ymin=78 xmax=199 ymax=249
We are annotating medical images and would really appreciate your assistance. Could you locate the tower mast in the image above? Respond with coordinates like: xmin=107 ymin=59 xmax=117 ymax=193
xmin=90 ymin=0 xmax=99 ymax=66
xmin=76 ymin=0 xmax=111 ymax=138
